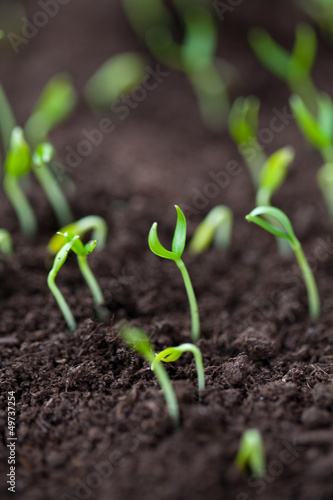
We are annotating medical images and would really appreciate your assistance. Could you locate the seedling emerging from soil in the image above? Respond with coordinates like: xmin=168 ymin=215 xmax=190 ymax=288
xmin=188 ymin=205 xmax=233 ymax=254
xmin=148 ymin=205 xmax=200 ymax=342
xmin=48 ymin=232 xmax=106 ymax=331
xmin=3 ymin=127 xmax=37 ymax=237
xmin=152 ymin=343 xmax=205 ymax=397
xmin=85 ymin=53 xmax=147 ymax=109
xmin=0 ymin=229 xmax=13 ymax=257
xmin=47 ymin=235 xmax=79 ymax=332
xmin=120 ymin=325 xmax=180 ymax=426
xmin=290 ymin=93 xmax=333 ymax=216
xmin=235 ymin=429 xmax=266 ymax=478
xmin=48 ymin=216 xmax=108 ymax=255
xmin=246 ymin=206 xmax=320 ymax=320
xmin=249 ymin=23 xmax=318 ymax=112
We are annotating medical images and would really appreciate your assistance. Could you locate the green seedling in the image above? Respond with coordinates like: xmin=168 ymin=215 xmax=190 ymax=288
xmin=188 ymin=205 xmax=233 ymax=254
xmin=0 ymin=229 xmax=13 ymax=257
xmin=235 ymin=429 xmax=266 ymax=478
xmin=249 ymin=23 xmax=318 ymax=112
xmin=152 ymin=343 xmax=205 ymax=397
xmin=246 ymin=206 xmax=320 ymax=320
xmin=123 ymin=0 xmax=232 ymax=130
xmin=3 ymin=127 xmax=37 ymax=237
xmin=149 ymin=205 xmax=200 ymax=342
xmin=48 ymin=232 xmax=106 ymax=331
xmin=47 ymin=235 xmax=79 ymax=332
xmin=48 ymin=215 xmax=108 ymax=255
xmin=290 ymin=93 xmax=333 ymax=216
xmin=85 ymin=53 xmax=148 ymax=109
xmin=120 ymin=325 xmax=180 ymax=426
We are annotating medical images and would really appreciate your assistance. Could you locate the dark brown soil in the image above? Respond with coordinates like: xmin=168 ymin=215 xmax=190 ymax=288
xmin=0 ymin=1 xmax=333 ymax=499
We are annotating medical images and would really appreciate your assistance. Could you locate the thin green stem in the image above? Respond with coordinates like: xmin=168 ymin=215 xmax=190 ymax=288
xmin=32 ymin=160 xmax=73 ymax=226
xmin=147 ymin=350 xmax=180 ymax=427
xmin=77 ymin=254 xmax=104 ymax=306
xmin=292 ymin=240 xmax=320 ymax=319
xmin=178 ymin=343 xmax=205 ymax=395
xmin=175 ymin=259 xmax=200 ymax=342
xmin=3 ymin=174 xmax=37 ymax=237
xmin=47 ymin=271 xmax=77 ymax=332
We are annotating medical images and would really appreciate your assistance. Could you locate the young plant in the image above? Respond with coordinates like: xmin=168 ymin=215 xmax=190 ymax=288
xmin=235 ymin=429 xmax=266 ymax=478
xmin=152 ymin=343 xmax=205 ymax=397
xmin=85 ymin=53 xmax=148 ymax=109
xmin=246 ymin=206 xmax=320 ymax=320
xmin=48 ymin=232 xmax=106 ymax=331
xmin=249 ymin=23 xmax=318 ymax=112
xmin=298 ymin=0 xmax=333 ymax=45
xmin=0 ymin=229 xmax=13 ymax=257
xmin=188 ymin=205 xmax=233 ymax=254
xmin=48 ymin=215 xmax=108 ymax=254
xmin=120 ymin=325 xmax=180 ymax=426
xmin=148 ymin=205 xmax=200 ymax=342
xmin=290 ymin=93 xmax=333 ymax=216
xmin=3 ymin=127 xmax=37 ymax=237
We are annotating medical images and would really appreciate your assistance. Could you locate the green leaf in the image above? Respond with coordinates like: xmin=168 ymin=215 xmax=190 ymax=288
xmin=289 ymin=23 xmax=317 ymax=81
xmin=249 ymin=28 xmax=291 ymax=80
xmin=84 ymin=240 xmax=97 ymax=255
xmin=25 ymin=73 xmax=77 ymax=145
xmin=172 ymin=205 xmax=186 ymax=257
xmin=33 ymin=142 xmax=55 ymax=166
xmin=188 ymin=205 xmax=233 ymax=254
xmin=0 ymin=229 xmax=13 ymax=257
xmin=51 ymin=236 xmax=79 ymax=274
xmin=148 ymin=222 xmax=178 ymax=260
xmin=59 ymin=231 xmax=86 ymax=257
xmin=4 ymin=127 xmax=31 ymax=177
xmin=152 ymin=347 xmax=183 ymax=370
xmin=317 ymin=93 xmax=333 ymax=141
xmin=228 ymin=96 xmax=260 ymax=146
xmin=120 ymin=326 xmax=153 ymax=360
xmin=290 ymin=94 xmax=331 ymax=148
xmin=236 ymin=429 xmax=266 ymax=478
xmin=258 ymin=146 xmax=294 ymax=203
xmin=246 ymin=206 xmax=296 ymax=242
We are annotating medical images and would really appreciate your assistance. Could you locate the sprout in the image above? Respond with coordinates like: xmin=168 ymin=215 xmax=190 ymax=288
xmin=48 ymin=216 xmax=108 ymax=254
xmin=3 ymin=127 xmax=37 ymax=237
xmin=0 ymin=229 xmax=13 ymax=257
xmin=32 ymin=143 xmax=73 ymax=226
xmin=152 ymin=343 xmax=205 ymax=397
xmin=249 ymin=23 xmax=317 ymax=112
xmin=228 ymin=95 xmax=265 ymax=186
xmin=85 ymin=53 xmax=148 ymax=109
xmin=120 ymin=325 xmax=180 ymax=426
xmin=235 ymin=429 xmax=266 ymax=478
xmin=47 ymin=236 xmax=79 ymax=332
xmin=149 ymin=205 xmax=200 ymax=342
xmin=122 ymin=0 xmax=172 ymax=39
xmin=290 ymin=93 xmax=333 ymax=216
xmin=24 ymin=73 xmax=77 ymax=147
xmin=48 ymin=232 xmax=106 ymax=331
xmin=188 ymin=205 xmax=233 ymax=254
xmin=246 ymin=206 xmax=320 ymax=320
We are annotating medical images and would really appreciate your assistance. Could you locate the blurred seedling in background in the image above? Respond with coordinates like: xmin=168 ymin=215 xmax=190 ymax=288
xmin=249 ymin=23 xmax=318 ymax=113
xmin=229 ymin=96 xmax=295 ymax=255
xmin=246 ymin=206 xmax=320 ymax=320
xmin=297 ymin=0 xmax=333 ymax=46
xmin=120 ymin=325 xmax=180 ymax=426
xmin=123 ymin=0 xmax=234 ymax=130
xmin=188 ymin=205 xmax=233 ymax=254
xmin=152 ymin=343 xmax=205 ymax=398
xmin=85 ymin=52 xmax=148 ymax=109
xmin=290 ymin=93 xmax=333 ymax=217
xmin=0 ymin=229 xmax=13 ymax=257
xmin=48 ymin=232 xmax=106 ymax=332
xmin=149 ymin=205 xmax=200 ymax=342
xmin=0 ymin=74 xmax=77 ymax=235
xmin=48 ymin=215 xmax=108 ymax=255
xmin=235 ymin=429 xmax=266 ymax=478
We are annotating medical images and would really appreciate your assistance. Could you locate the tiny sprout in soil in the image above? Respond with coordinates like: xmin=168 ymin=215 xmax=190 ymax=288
xmin=235 ymin=429 xmax=266 ymax=478
xmin=188 ymin=205 xmax=233 ymax=254
xmin=148 ymin=205 xmax=200 ymax=342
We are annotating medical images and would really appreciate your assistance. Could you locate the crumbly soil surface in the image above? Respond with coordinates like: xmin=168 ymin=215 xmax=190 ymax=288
xmin=0 ymin=1 xmax=333 ymax=499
